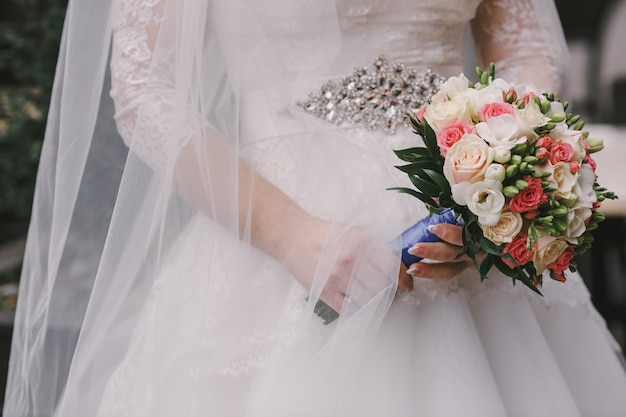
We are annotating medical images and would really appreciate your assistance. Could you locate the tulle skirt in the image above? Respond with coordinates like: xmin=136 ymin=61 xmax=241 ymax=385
xmin=95 ymin=121 xmax=626 ymax=417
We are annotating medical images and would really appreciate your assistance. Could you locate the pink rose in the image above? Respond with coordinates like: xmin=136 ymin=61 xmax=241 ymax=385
xmin=503 ymin=234 xmax=533 ymax=268
xmin=436 ymin=121 xmax=473 ymax=156
xmin=509 ymin=177 xmax=548 ymax=213
xmin=415 ymin=107 xmax=427 ymax=123
xmin=570 ymin=161 xmax=580 ymax=173
xmin=547 ymin=245 xmax=575 ymax=282
xmin=478 ymin=102 xmax=514 ymax=122
xmin=535 ymin=136 xmax=552 ymax=149
xmin=583 ymin=155 xmax=597 ymax=172
xmin=549 ymin=141 xmax=574 ymax=164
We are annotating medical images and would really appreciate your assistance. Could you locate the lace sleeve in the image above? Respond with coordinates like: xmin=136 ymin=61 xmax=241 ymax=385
xmin=471 ymin=0 xmax=569 ymax=94
xmin=110 ymin=0 xmax=210 ymax=169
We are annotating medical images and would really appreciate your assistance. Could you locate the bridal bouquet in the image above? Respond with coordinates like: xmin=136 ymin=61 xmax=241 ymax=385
xmin=392 ymin=64 xmax=616 ymax=292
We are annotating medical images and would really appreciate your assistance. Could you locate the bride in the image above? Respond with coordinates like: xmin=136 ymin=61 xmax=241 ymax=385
xmin=4 ymin=0 xmax=626 ymax=415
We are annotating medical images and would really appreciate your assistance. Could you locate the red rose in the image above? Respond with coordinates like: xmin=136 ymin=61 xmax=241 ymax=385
xmin=508 ymin=177 xmax=548 ymax=213
xmin=548 ymin=245 xmax=575 ymax=282
xmin=549 ymin=141 xmax=574 ymax=164
xmin=503 ymin=234 xmax=533 ymax=268
xmin=478 ymin=102 xmax=514 ymax=122
xmin=436 ymin=121 xmax=473 ymax=156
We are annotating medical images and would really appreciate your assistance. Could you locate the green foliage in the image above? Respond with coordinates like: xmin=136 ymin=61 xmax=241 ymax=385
xmin=0 ymin=0 xmax=67 ymax=220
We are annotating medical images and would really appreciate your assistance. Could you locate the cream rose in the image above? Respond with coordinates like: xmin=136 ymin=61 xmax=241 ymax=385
xmin=465 ymin=180 xmax=505 ymax=226
xmin=443 ymin=134 xmax=495 ymax=186
xmin=482 ymin=210 xmax=523 ymax=244
xmin=533 ymin=236 xmax=569 ymax=274
xmin=424 ymin=96 xmax=472 ymax=131
xmin=553 ymin=162 xmax=578 ymax=200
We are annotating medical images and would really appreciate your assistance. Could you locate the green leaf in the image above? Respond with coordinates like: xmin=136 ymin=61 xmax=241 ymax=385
xmin=386 ymin=187 xmax=439 ymax=207
xmin=478 ymin=237 xmax=502 ymax=257
xmin=393 ymin=147 xmax=430 ymax=162
xmin=410 ymin=175 xmax=441 ymax=196
xmin=479 ymin=254 xmax=496 ymax=277
xmin=422 ymin=120 xmax=441 ymax=158
xmin=421 ymin=169 xmax=450 ymax=194
xmin=394 ymin=160 xmax=439 ymax=174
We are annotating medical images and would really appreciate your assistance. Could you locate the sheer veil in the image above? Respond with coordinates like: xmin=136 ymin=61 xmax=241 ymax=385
xmin=3 ymin=0 xmax=578 ymax=416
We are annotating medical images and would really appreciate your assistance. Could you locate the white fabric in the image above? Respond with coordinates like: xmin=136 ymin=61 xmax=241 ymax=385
xmin=4 ymin=0 xmax=626 ymax=416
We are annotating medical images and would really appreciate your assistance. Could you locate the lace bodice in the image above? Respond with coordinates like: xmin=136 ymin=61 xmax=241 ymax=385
xmin=110 ymin=0 xmax=568 ymax=164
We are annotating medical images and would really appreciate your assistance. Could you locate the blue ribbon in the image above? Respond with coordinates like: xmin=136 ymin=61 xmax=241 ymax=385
xmin=400 ymin=208 xmax=464 ymax=267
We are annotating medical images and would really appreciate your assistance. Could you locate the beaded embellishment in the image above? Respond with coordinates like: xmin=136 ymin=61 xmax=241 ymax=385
xmin=297 ymin=57 xmax=445 ymax=134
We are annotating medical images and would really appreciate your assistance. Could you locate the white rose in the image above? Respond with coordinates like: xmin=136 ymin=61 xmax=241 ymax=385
xmin=465 ymin=180 xmax=505 ymax=226
xmin=573 ymin=164 xmax=597 ymax=208
xmin=564 ymin=206 xmax=592 ymax=243
xmin=482 ymin=210 xmax=523 ymax=245
xmin=475 ymin=114 xmax=528 ymax=149
xmin=484 ymin=163 xmax=506 ymax=182
xmin=424 ymin=96 xmax=472 ymax=131
xmin=533 ymin=236 xmax=569 ymax=274
xmin=519 ymin=100 xmax=549 ymax=128
xmin=443 ymin=134 xmax=495 ymax=186
xmin=440 ymin=74 xmax=471 ymax=98
xmin=553 ymin=162 xmax=579 ymax=200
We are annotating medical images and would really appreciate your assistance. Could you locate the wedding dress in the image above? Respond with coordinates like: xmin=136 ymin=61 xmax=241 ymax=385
xmin=4 ymin=0 xmax=626 ymax=416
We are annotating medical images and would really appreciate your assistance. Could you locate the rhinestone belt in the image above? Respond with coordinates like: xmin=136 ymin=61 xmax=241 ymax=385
xmin=297 ymin=57 xmax=444 ymax=134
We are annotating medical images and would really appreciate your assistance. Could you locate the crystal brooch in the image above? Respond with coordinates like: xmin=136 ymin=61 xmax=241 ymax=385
xmin=297 ymin=57 xmax=445 ymax=134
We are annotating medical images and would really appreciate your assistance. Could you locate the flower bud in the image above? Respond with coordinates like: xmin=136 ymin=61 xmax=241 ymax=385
xmin=485 ymin=163 xmax=506 ymax=182
xmin=570 ymin=161 xmax=580 ymax=173
xmin=519 ymin=161 xmax=528 ymax=172
xmin=494 ymin=147 xmax=511 ymax=163
xmin=586 ymin=137 xmax=604 ymax=153
xmin=544 ymin=122 xmax=557 ymax=130
xmin=512 ymin=143 xmax=528 ymax=154
xmin=515 ymin=179 xmax=529 ymax=190
xmin=572 ymin=120 xmax=585 ymax=131
xmin=510 ymin=155 xmax=522 ymax=165
xmin=540 ymin=101 xmax=551 ymax=114
xmin=503 ymin=186 xmax=520 ymax=198
xmin=568 ymin=114 xmax=580 ymax=125
xmin=523 ymin=155 xmax=539 ymax=164
xmin=504 ymin=88 xmax=517 ymax=103
xmin=562 ymin=100 xmax=569 ymax=110
xmin=549 ymin=207 xmax=569 ymax=216
xmin=505 ymin=164 xmax=519 ymax=178
xmin=536 ymin=136 xmax=552 ymax=149
xmin=555 ymin=219 xmax=568 ymax=232
xmin=535 ymin=147 xmax=549 ymax=160
xmin=550 ymin=111 xmax=567 ymax=122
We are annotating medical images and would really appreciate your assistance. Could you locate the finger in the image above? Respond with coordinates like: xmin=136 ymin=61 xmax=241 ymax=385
xmin=398 ymin=262 xmax=414 ymax=291
xmin=428 ymin=223 xmax=464 ymax=246
xmin=408 ymin=242 xmax=466 ymax=263
xmin=406 ymin=259 xmax=473 ymax=280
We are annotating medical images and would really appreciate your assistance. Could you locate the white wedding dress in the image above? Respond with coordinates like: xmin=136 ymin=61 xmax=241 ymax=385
xmin=5 ymin=0 xmax=626 ymax=416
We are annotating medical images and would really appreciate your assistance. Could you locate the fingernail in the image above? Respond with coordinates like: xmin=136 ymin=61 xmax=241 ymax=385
xmin=427 ymin=224 xmax=439 ymax=234
xmin=407 ymin=265 xmax=422 ymax=276
xmin=408 ymin=244 xmax=422 ymax=256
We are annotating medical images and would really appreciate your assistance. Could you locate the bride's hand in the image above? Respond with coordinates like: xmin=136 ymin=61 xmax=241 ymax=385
xmin=282 ymin=216 xmax=413 ymax=314
xmin=405 ymin=223 xmax=477 ymax=279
